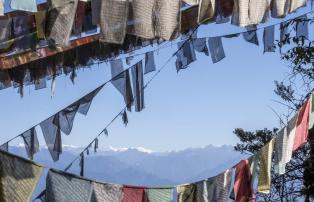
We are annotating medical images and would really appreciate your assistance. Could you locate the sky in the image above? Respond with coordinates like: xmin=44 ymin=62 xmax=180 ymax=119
xmin=0 ymin=4 xmax=312 ymax=153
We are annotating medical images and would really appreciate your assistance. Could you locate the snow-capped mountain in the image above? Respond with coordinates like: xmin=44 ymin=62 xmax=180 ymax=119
xmin=9 ymin=144 xmax=245 ymax=187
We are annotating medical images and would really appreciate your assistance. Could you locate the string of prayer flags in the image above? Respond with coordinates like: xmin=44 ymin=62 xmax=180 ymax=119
xmin=263 ymin=26 xmax=275 ymax=52
xmin=231 ymin=160 xmax=255 ymax=202
xmin=131 ymin=61 xmax=145 ymax=112
xmin=257 ymin=139 xmax=274 ymax=194
xmin=242 ymin=27 xmax=259 ymax=46
xmin=144 ymin=51 xmax=156 ymax=74
xmin=110 ymin=59 xmax=134 ymax=111
xmin=0 ymin=150 xmax=43 ymax=202
xmin=99 ymin=0 xmax=129 ymax=44
xmin=208 ymin=37 xmax=226 ymax=63
xmin=147 ymin=188 xmax=174 ymax=202
xmin=46 ymin=169 xmax=93 ymax=202
xmin=7 ymin=93 xmax=314 ymax=202
xmin=0 ymin=82 xmax=103 ymax=162
xmin=122 ymin=185 xmax=147 ymax=202
xmin=293 ymin=96 xmax=311 ymax=151
xmin=40 ymin=116 xmax=62 ymax=161
xmin=175 ymin=40 xmax=196 ymax=72
xmin=21 ymin=127 xmax=39 ymax=160
xmin=91 ymin=182 xmax=123 ymax=202
xmin=296 ymin=14 xmax=309 ymax=39
xmin=45 ymin=0 xmax=79 ymax=47
xmin=10 ymin=0 xmax=37 ymax=12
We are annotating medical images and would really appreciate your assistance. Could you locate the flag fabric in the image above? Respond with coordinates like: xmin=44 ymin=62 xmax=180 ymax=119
xmin=198 ymin=0 xmax=216 ymax=24
xmin=175 ymin=40 xmax=196 ymax=72
xmin=131 ymin=61 xmax=145 ymax=112
xmin=21 ymin=127 xmax=40 ymax=159
xmin=154 ymin=0 xmax=181 ymax=40
xmin=293 ymin=97 xmax=311 ymax=151
xmin=242 ymin=28 xmax=259 ymax=46
xmin=40 ymin=115 xmax=62 ymax=161
xmin=147 ymin=188 xmax=173 ymax=202
xmin=208 ymin=37 xmax=225 ymax=63
xmin=128 ymin=0 xmax=155 ymax=39
xmin=271 ymin=0 xmax=289 ymax=18
xmin=10 ymin=0 xmax=37 ymax=12
xmin=232 ymin=160 xmax=255 ymax=202
xmin=91 ymin=182 xmax=123 ymax=202
xmin=45 ymin=0 xmax=79 ymax=47
xmin=0 ymin=142 xmax=8 ymax=152
xmin=122 ymin=185 xmax=147 ymax=202
xmin=296 ymin=14 xmax=309 ymax=39
xmin=263 ymin=26 xmax=275 ymax=52
xmin=111 ymin=59 xmax=134 ymax=111
xmin=99 ymin=0 xmax=129 ymax=44
xmin=204 ymin=169 xmax=232 ymax=202
xmin=46 ymin=169 xmax=93 ymax=202
xmin=0 ymin=150 xmax=43 ymax=202
xmin=177 ymin=182 xmax=204 ymax=202
xmin=257 ymin=139 xmax=274 ymax=194
xmin=144 ymin=52 xmax=156 ymax=74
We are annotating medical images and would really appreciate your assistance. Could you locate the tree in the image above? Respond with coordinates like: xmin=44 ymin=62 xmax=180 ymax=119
xmin=233 ymin=15 xmax=314 ymax=201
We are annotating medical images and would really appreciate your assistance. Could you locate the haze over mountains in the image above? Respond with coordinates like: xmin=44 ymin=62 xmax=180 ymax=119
xmin=9 ymin=144 xmax=246 ymax=199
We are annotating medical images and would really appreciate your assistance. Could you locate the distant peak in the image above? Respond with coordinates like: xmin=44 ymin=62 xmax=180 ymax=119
xmin=107 ymin=146 xmax=154 ymax=154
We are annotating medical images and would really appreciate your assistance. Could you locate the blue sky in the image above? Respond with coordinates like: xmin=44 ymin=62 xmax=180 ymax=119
xmin=0 ymin=5 xmax=312 ymax=152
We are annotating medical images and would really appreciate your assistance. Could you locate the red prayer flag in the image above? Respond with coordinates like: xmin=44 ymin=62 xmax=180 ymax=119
xmin=122 ymin=185 xmax=147 ymax=202
xmin=233 ymin=160 xmax=255 ymax=202
xmin=293 ymin=97 xmax=311 ymax=151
